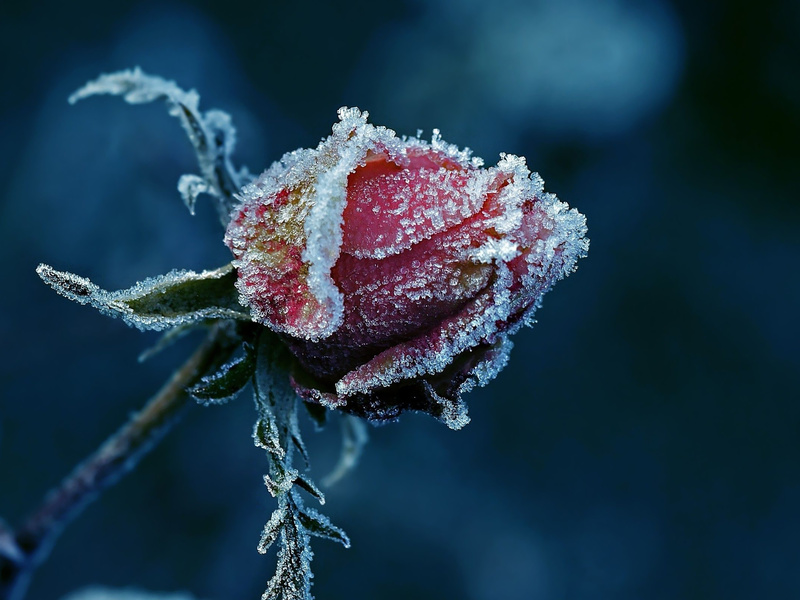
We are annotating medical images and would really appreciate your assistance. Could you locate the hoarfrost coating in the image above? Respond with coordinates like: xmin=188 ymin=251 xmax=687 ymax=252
xmin=225 ymin=108 xmax=589 ymax=428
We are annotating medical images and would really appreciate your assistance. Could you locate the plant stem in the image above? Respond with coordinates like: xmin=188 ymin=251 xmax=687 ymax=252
xmin=0 ymin=325 xmax=235 ymax=600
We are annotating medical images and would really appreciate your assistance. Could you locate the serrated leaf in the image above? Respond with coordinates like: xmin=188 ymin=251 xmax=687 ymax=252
xmin=264 ymin=468 xmax=298 ymax=498
xmin=294 ymin=475 xmax=325 ymax=505
xmin=297 ymin=507 xmax=350 ymax=548
xmin=189 ymin=349 xmax=255 ymax=405
xmin=253 ymin=417 xmax=286 ymax=460
xmin=263 ymin=506 xmax=313 ymax=600
xmin=258 ymin=505 xmax=287 ymax=554
xmin=37 ymin=263 xmax=250 ymax=331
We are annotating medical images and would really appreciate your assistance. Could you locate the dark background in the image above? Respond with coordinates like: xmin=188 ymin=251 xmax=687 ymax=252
xmin=1 ymin=0 xmax=798 ymax=598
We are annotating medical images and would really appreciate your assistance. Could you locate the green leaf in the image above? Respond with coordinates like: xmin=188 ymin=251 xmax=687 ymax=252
xmin=189 ymin=348 xmax=255 ymax=405
xmin=295 ymin=475 xmax=325 ymax=505
xmin=37 ymin=263 xmax=250 ymax=331
xmin=258 ymin=505 xmax=287 ymax=554
xmin=264 ymin=467 xmax=299 ymax=498
xmin=253 ymin=416 xmax=286 ymax=460
xmin=297 ymin=507 xmax=350 ymax=548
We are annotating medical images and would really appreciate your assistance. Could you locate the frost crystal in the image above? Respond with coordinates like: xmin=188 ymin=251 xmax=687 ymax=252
xmin=226 ymin=107 xmax=588 ymax=428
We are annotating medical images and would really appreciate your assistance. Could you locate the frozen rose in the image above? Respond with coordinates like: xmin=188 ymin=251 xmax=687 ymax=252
xmin=225 ymin=108 xmax=588 ymax=428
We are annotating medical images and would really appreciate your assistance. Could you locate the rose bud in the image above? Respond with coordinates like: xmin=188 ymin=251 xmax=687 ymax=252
xmin=225 ymin=108 xmax=588 ymax=428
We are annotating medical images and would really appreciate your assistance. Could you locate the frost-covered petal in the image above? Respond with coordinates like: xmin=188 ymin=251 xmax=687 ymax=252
xmin=341 ymin=150 xmax=489 ymax=259
xmin=227 ymin=109 xmax=391 ymax=340
xmin=225 ymin=108 xmax=588 ymax=426
xmin=333 ymin=285 xmax=505 ymax=398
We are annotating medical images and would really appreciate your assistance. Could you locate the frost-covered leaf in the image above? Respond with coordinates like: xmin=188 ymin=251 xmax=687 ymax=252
xmin=264 ymin=467 xmax=299 ymax=498
xmin=297 ymin=506 xmax=351 ymax=548
xmin=258 ymin=505 xmax=287 ymax=554
xmin=37 ymin=263 xmax=249 ymax=331
xmin=422 ymin=380 xmax=471 ymax=430
xmin=254 ymin=334 xmax=297 ymax=415
xmin=253 ymin=333 xmax=305 ymax=466
xmin=295 ymin=475 xmax=325 ymax=505
xmin=69 ymin=67 xmax=244 ymax=224
xmin=251 ymin=332 xmax=350 ymax=600
xmin=189 ymin=347 xmax=255 ymax=405
xmin=254 ymin=416 xmax=286 ymax=460
xmin=323 ymin=415 xmax=368 ymax=487
xmin=262 ymin=503 xmax=314 ymax=600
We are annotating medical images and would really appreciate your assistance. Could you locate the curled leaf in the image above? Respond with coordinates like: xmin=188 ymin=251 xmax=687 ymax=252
xmin=69 ymin=67 xmax=243 ymax=224
xmin=177 ymin=174 xmax=210 ymax=216
xmin=189 ymin=347 xmax=255 ymax=405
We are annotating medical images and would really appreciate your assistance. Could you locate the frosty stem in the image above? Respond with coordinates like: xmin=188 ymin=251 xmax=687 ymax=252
xmin=0 ymin=325 xmax=234 ymax=600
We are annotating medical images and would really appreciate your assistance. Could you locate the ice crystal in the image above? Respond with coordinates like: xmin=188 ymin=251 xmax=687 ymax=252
xmin=227 ymin=108 xmax=587 ymax=428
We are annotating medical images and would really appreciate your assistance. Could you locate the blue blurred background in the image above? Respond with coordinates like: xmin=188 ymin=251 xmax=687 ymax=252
xmin=1 ymin=0 xmax=798 ymax=598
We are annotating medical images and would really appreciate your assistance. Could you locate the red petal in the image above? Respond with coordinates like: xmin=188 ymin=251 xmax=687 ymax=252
xmin=341 ymin=151 xmax=486 ymax=259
